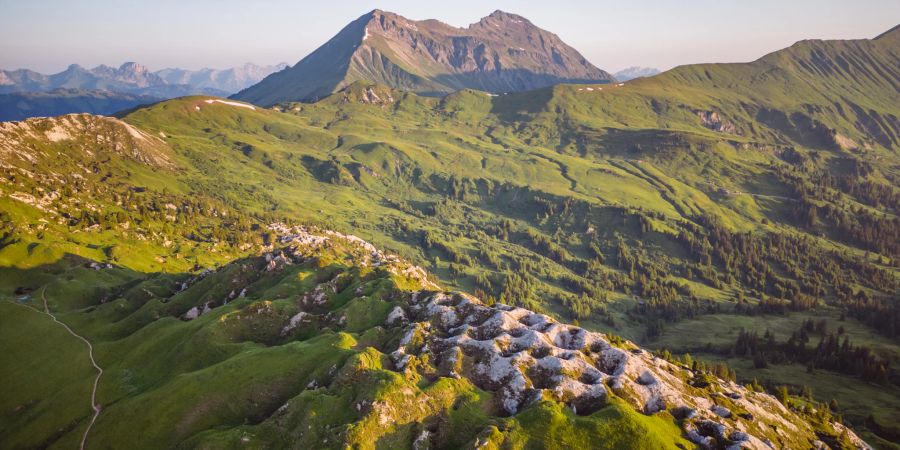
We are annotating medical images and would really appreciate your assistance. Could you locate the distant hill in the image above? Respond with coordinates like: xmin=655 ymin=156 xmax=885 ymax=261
xmin=232 ymin=9 xmax=615 ymax=105
xmin=0 ymin=88 xmax=160 ymax=121
xmin=613 ymin=66 xmax=661 ymax=81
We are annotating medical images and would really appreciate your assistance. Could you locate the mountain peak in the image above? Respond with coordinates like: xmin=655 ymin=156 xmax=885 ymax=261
xmin=361 ymin=9 xmax=422 ymax=31
xmin=471 ymin=10 xmax=534 ymax=30
xmin=484 ymin=10 xmax=529 ymax=23
xmin=119 ymin=61 xmax=148 ymax=73
xmin=232 ymin=9 xmax=614 ymax=105
xmin=364 ymin=9 xmax=404 ymax=23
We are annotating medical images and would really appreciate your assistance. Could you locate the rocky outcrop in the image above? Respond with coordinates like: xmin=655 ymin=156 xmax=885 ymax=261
xmin=698 ymin=110 xmax=737 ymax=134
xmin=336 ymin=84 xmax=396 ymax=106
xmin=384 ymin=290 xmax=870 ymax=449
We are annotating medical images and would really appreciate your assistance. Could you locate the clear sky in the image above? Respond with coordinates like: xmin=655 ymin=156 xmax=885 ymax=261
xmin=1 ymin=0 xmax=897 ymax=73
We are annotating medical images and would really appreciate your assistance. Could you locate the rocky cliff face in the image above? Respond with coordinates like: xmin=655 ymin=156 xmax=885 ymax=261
xmin=232 ymin=10 xmax=615 ymax=105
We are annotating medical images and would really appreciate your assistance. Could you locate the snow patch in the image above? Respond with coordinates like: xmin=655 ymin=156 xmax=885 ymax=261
xmin=203 ymin=99 xmax=256 ymax=110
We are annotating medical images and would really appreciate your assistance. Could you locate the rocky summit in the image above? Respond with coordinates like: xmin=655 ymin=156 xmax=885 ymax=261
xmin=232 ymin=10 xmax=615 ymax=105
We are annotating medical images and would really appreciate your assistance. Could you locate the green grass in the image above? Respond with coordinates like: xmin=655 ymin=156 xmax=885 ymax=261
xmin=0 ymin=301 xmax=95 ymax=450
xmin=1 ymin=27 xmax=899 ymax=448
xmin=500 ymin=399 xmax=692 ymax=449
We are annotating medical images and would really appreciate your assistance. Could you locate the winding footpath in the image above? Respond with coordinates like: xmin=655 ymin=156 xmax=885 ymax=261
xmin=8 ymin=286 xmax=103 ymax=449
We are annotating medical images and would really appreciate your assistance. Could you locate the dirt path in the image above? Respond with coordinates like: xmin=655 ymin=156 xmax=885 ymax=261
xmin=8 ymin=287 xmax=103 ymax=449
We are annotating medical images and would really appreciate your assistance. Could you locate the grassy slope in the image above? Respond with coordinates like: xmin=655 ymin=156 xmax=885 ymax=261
xmin=0 ymin=301 xmax=93 ymax=449
xmin=0 ymin=242 xmax=702 ymax=449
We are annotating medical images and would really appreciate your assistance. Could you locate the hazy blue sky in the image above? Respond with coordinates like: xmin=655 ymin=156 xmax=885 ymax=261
xmin=1 ymin=0 xmax=897 ymax=73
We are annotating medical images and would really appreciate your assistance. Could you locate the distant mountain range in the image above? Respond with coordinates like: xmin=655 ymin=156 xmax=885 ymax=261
xmin=0 ymin=62 xmax=287 ymax=97
xmin=155 ymin=62 xmax=289 ymax=94
xmin=0 ymin=62 xmax=286 ymax=120
xmin=613 ymin=66 xmax=661 ymax=81
xmin=233 ymin=10 xmax=615 ymax=105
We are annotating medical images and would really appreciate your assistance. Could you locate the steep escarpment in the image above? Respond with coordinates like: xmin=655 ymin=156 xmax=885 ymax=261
xmin=232 ymin=9 xmax=614 ymax=105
